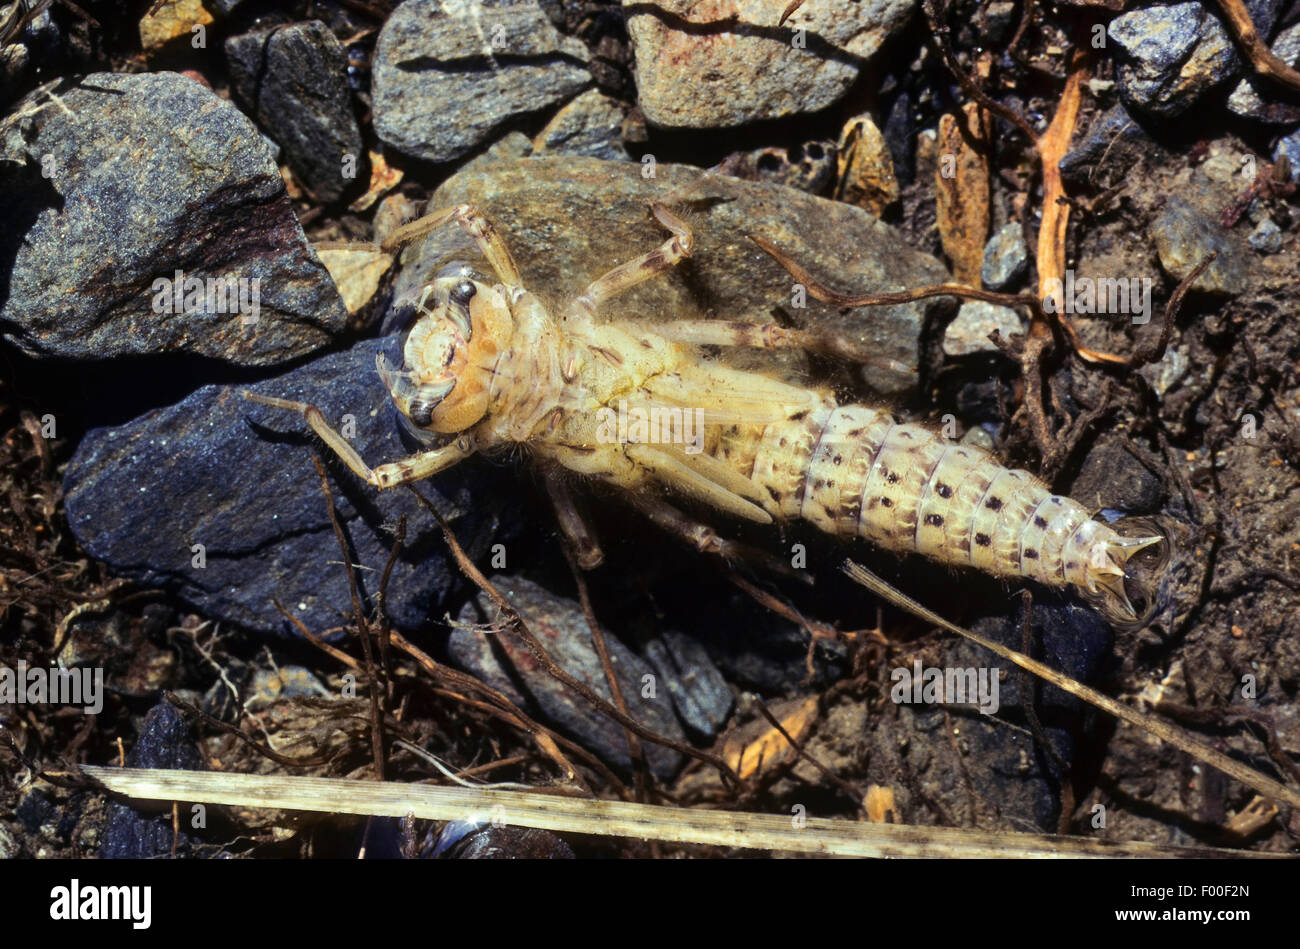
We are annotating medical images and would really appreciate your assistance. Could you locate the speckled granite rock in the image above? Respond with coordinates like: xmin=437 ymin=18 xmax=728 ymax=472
xmin=624 ymin=0 xmax=917 ymax=128
xmin=0 ymin=72 xmax=346 ymax=365
xmin=373 ymin=0 xmax=590 ymax=163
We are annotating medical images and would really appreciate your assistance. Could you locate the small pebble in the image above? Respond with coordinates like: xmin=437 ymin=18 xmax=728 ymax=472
xmin=980 ymin=222 xmax=1029 ymax=290
xmin=1247 ymin=217 xmax=1283 ymax=253
xmin=1274 ymin=129 xmax=1300 ymax=182
xmin=943 ymin=300 xmax=1024 ymax=357
xmin=1149 ymin=198 xmax=1249 ymax=295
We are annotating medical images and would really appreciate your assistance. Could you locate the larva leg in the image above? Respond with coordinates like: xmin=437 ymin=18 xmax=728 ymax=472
xmin=567 ymin=203 xmax=694 ymax=323
xmin=656 ymin=319 xmax=914 ymax=377
xmin=623 ymin=494 xmax=799 ymax=579
xmin=625 ymin=444 xmax=772 ymax=525
xmin=544 ymin=470 xmax=605 ymax=570
xmin=242 ymin=392 xmax=475 ymax=489
xmin=379 ymin=203 xmax=523 ymax=293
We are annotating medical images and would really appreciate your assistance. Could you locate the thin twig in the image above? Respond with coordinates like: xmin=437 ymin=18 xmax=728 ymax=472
xmin=842 ymin=561 xmax=1300 ymax=811
xmin=313 ymin=455 xmax=386 ymax=779
xmin=406 ymin=484 xmax=745 ymax=790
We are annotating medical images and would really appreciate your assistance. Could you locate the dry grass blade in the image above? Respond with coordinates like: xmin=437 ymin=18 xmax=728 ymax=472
xmin=841 ymin=560 xmax=1300 ymax=811
xmin=79 ymin=766 xmax=1277 ymax=858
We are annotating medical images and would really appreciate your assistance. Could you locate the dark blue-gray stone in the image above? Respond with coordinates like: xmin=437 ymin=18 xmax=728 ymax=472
xmin=64 ymin=337 xmax=520 ymax=637
xmin=225 ymin=21 xmax=364 ymax=203
xmin=644 ymin=629 xmax=734 ymax=740
xmin=451 ymin=575 xmax=686 ymax=779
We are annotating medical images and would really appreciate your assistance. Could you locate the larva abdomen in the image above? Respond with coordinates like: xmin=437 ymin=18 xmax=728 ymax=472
xmin=718 ymin=401 xmax=1104 ymax=592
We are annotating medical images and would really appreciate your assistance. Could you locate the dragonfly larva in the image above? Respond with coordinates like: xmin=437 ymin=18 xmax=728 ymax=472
xmin=244 ymin=201 xmax=1169 ymax=627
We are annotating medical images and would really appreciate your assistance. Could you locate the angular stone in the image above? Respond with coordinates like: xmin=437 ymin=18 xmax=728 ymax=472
xmin=1275 ymin=128 xmax=1300 ymax=180
xmin=0 ymin=72 xmax=346 ymax=365
xmin=1059 ymin=103 xmax=1167 ymax=186
xmin=450 ymin=576 xmax=687 ymax=778
xmin=1247 ymin=217 xmax=1283 ymax=253
xmin=625 ymin=0 xmax=917 ymax=128
xmin=64 ymin=337 xmax=520 ymax=636
xmin=389 ymin=155 xmax=951 ymax=395
xmin=225 ymin=21 xmax=365 ymax=203
xmin=139 ymin=0 xmax=213 ymax=51
xmin=1226 ymin=22 xmax=1300 ymax=124
xmin=644 ymin=630 xmax=734 ymax=739
xmin=1108 ymin=0 xmax=1280 ymax=117
xmin=372 ymin=0 xmax=590 ymax=163
xmin=101 ymin=702 xmax=204 ymax=859
xmin=834 ymin=114 xmax=898 ymax=215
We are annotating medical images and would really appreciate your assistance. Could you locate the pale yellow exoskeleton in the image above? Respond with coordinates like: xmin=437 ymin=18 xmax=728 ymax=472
xmin=244 ymin=201 xmax=1169 ymax=627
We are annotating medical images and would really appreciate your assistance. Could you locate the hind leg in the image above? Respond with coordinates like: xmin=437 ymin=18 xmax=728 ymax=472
xmin=544 ymin=470 xmax=604 ymax=570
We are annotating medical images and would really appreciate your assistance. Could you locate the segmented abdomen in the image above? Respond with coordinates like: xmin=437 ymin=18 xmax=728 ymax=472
xmin=713 ymin=401 xmax=1108 ymax=590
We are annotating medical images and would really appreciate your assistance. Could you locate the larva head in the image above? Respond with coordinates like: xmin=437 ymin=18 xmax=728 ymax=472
xmin=378 ymin=263 xmax=513 ymax=434
xmin=1077 ymin=518 xmax=1171 ymax=630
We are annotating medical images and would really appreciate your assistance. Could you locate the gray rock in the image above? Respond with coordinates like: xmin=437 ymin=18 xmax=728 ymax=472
xmin=1274 ymin=128 xmax=1300 ymax=180
xmin=1108 ymin=0 xmax=1281 ymax=117
xmin=1138 ymin=342 xmax=1191 ymax=396
xmin=644 ymin=630 xmax=733 ymax=739
xmin=372 ymin=0 xmax=590 ymax=163
xmin=1059 ymin=104 xmax=1165 ymax=186
xmin=64 ymin=337 xmax=519 ymax=637
xmin=624 ymin=0 xmax=916 ymax=128
xmin=225 ymin=21 xmax=364 ymax=203
xmin=1247 ymin=216 xmax=1284 ymax=252
xmin=532 ymin=89 xmax=629 ymax=161
xmin=389 ymin=155 xmax=951 ymax=396
xmin=980 ymin=221 xmax=1029 ymax=290
xmin=1070 ymin=437 xmax=1164 ymax=515
xmin=450 ymin=576 xmax=687 ymax=778
xmin=1149 ymin=198 xmax=1250 ymax=295
xmin=943 ymin=300 xmax=1023 ymax=357
xmin=0 ymin=72 xmax=346 ymax=365
xmin=1226 ymin=22 xmax=1300 ymax=124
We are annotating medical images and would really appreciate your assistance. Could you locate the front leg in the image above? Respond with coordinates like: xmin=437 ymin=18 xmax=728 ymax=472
xmin=379 ymin=202 xmax=523 ymax=294
xmin=567 ymin=203 xmax=694 ymax=324
xmin=242 ymin=392 xmax=475 ymax=489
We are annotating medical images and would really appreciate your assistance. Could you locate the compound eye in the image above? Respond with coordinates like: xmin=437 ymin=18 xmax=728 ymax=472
xmin=409 ymin=401 xmax=435 ymax=428
xmin=450 ymin=279 xmax=477 ymax=307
